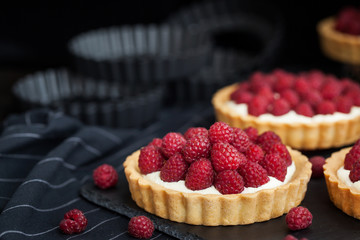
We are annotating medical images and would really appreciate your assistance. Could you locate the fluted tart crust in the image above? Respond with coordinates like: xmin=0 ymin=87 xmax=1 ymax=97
xmin=123 ymin=147 xmax=311 ymax=226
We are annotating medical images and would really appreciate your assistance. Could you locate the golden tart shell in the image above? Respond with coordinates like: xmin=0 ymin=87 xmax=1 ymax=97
xmin=212 ymin=84 xmax=360 ymax=150
xmin=324 ymin=147 xmax=360 ymax=219
xmin=123 ymin=147 xmax=311 ymax=226
xmin=317 ymin=17 xmax=360 ymax=65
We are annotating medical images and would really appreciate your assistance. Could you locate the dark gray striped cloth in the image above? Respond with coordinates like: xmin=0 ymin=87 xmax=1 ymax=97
xmin=0 ymin=109 xmax=175 ymax=240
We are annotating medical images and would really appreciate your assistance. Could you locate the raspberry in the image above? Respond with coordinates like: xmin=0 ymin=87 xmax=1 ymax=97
xmin=233 ymin=91 xmax=253 ymax=104
xmin=184 ymin=127 xmax=208 ymax=140
xmin=260 ymin=153 xmax=287 ymax=181
xmin=214 ymin=170 xmax=244 ymax=194
xmin=346 ymin=89 xmax=360 ymax=106
xmin=147 ymin=138 xmax=162 ymax=148
xmin=248 ymin=95 xmax=268 ymax=116
xmin=295 ymin=102 xmax=314 ymax=117
xmin=256 ymin=131 xmax=281 ymax=153
xmin=128 ymin=216 xmax=154 ymax=239
xmin=60 ymin=209 xmax=88 ymax=234
xmin=274 ymin=70 xmax=294 ymax=92
xmin=321 ymin=81 xmax=342 ymax=100
xmin=336 ymin=96 xmax=353 ymax=113
xmin=138 ymin=146 xmax=164 ymax=174
xmin=294 ymin=76 xmax=311 ymax=97
xmin=244 ymin=127 xmax=258 ymax=142
xmin=316 ymin=100 xmax=336 ymax=115
xmin=350 ymin=160 xmax=360 ymax=183
xmin=93 ymin=164 xmax=118 ymax=189
xmin=309 ymin=156 xmax=325 ymax=178
xmin=208 ymin=122 xmax=234 ymax=144
xmin=256 ymin=86 xmax=274 ymax=102
xmin=303 ymin=91 xmax=322 ymax=107
xmin=270 ymin=98 xmax=291 ymax=116
xmin=280 ymin=89 xmax=299 ymax=108
xmin=283 ymin=235 xmax=298 ymax=240
xmin=182 ymin=135 xmax=211 ymax=163
xmin=344 ymin=144 xmax=360 ymax=170
xmin=161 ymin=132 xmax=186 ymax=158
xmin=211 ymin=142 xmax=246 ymax=172
xmin=335 ymin=7 xmax=359 ymax=33
xmin=267 ymin=142 xmax=292 ymax=166
xmin=230 ymin=87 xmax=243 ymax=101
xmin=245 ymin=144 xmax=264 ymax=163
xmin=185 ymin=158 xmax=214 ymax=190
xmin=232 ymin=128 xmax=251 ymax=153
xmin=160 ymin=153 xmax=188 ymax=182
xmin=308 ymin=70 xmax=325 ymax=89
xmin=238 ymin=161 xmax=269 ymax=188
xmin=250 ymin=73 xmax=272 ymax=91
xmin=286 ymin=206 xmax=313 ymax=231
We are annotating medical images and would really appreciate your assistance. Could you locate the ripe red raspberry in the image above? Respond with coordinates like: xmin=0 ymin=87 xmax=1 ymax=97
xmin=211 ymin=142 xmax=246 ymax=172
xmin=160 ymin=153 xmax=188 ymax=182
xmin=244 ymin=127 xmax=258 ymax=142
xmin=161 ymin=132 xmax=186 ymax=158
xmin=350 ymin=160 xmax=360 ymax=183
xmin=230 ymin=87 xmax=243 ymax=101
xmin=93 ymin=164 xmax=118 ymax=189
xmin=309 ymin=156 xmax=325 ymax=178
xmin=295 ymin=102 xmax=314 ymax=117
xmin=286 ymin=206 xmax=313 ymax=231
xmin=238 ymin=161 xmax=269 ymax=188
xmin=182 ymin=135 xmax=211 ymax=163
xmin=321 ymin=81 xmax=342 ymax=100
xmin=214 ymin=170 xmax=244 ymax=194
xmin=60 ymin=209 xmax=88 ymax=234
xmin=233 ymin=91 xmax=254 ymax=104
xmin=138 ymin=146 xmax=164 ymax=174
xmin=208 ymin=122 xmax=234 ymax=144
xmin=256 ymin=86 xmax=274 ymax=102
xmin=303 ymin=91 xmax=322 ymax=107
xmin=280 ymin=89 xmax=299 ymax=108
xmin=270 ymin=98 xmax=291 ymax=116
xmin=274 ymin=71 xmax=294 ymax=92
xmin=260 ymin=153 xmax=287 ymax=181
xmin=128 ymin=216 xmax=154 ymax=239
xmin=248 ymin=95 xmax=268 ymax=116
xmin=316 ymin=100 xmax=336 ymax=115
xmin=245 ymin=144 xmax=264 ymax=163
xmin=294 ymin=76 xmax=311 ymax=97
xmin=268 ymin=142 xmax=292 ymax=166
xmin=346 ymin=89 xmax=360 ymax=106
xmin=283 ymin=234 xmax=303 ymax=240
xmin=335 ymin=7 xmax=359 ymax=33
xmin=184 ymin=127 xmax=208 ymax=140
xmin=308 ymin=70 xmax=325 ymax=89
xmin=344 ymin=144 xmax=360 ymax=170
xmin=147 ymin=138 xmax=162 ymax=148
xmin=256 ymin=131 xmax=281 ymax=153
xmin=232 ymin=128 xmax=251 ymax=153
xmin=336 ymin=96 xmax=353 ymax=113
xmin=185 ymin=158 xmax=214 ymax=190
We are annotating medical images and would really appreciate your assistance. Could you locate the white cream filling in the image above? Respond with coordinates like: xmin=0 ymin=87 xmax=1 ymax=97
xmin=143 ymin=162 xmax=296 ymax=195
xmin=337 ymin=166 xmax=360 ymax=191
xmin=227 ymin=101 xmax=360 ymax=124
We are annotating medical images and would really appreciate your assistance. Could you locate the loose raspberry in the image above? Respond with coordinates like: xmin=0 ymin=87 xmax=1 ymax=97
xmin=244 ymin=127 xmax=258 ymax=142
xmin=321 ymin=81 xmax=342 ymax=100
xmin=138 ymin=146 xmax=164 ymax=174
xmin=248 ymin=95 xmax=268 ymax=116
xmin=128 ymin=216 xmax=154 ymax=239
xmin=286 ymin=206 xmax=313 ymax=231
xmin=93 ymin=164 xmax=118 ymax=189
xmin=147 ymin=138 xmax=162 ymax=148
xmin=336 ymin=96 xmax=353 ymax=113
xmin=303 ymin=91 xmax=322 ymax=107
xmin=208 ymin=122 xmax=234 ymax=144
xmin=233 ymin=91 xmax=254 ymax=104
xmin=316 ymin=100 xmax=336 ymax=115
xmin=267 ymin=142 xmax=292 ymax=166
xmin=238 ymin=161 xmax=269 ymax=188
xmin=185 ymin=158 xmax=214 ymax=190
xmin=350 ymin=160 xmax=360 ymax=183
xmin=160 ymin=153 xmax=188 ymax=182
xmin=60 ymin=209 xmax=88 ymax=234
xmin=271 ymin=98 xmax=291 ymax=116
xmin=309 ymin=156 xmax=325 ymax=178
xmin=182 ymin=135 xmax=211 ymax=163
xmin=344 ymin=144 xmax=360 ymax=170
xmin=260 ymin=153 xmax=287 ymax=181
xmin=245 ymin=144 xmax=264 ymax=163
xmin=280 ymin=89 xmax=299 ymax=108
xmin=214 ymin=170 xmax=244 ymax=194
xmin=184 ymin=127 xmax=208 ymax=140
xmin=283 ymin=235 xmax=298 ymax=240
xmin=232 ymin=128 xmax=251 ymax=153
xmin=295 ymin=102 xmax=314 ymax=117
xmin=161 ymin=132 xmax=186 ymax=158
xmin=211 ymin=142 xmax=246 ymax=172
xmin=256 ymin=131 xmax=281 ymax=153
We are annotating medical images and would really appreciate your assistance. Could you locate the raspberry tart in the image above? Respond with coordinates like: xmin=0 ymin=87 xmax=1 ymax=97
xmin=324 ymin=141 xmax=360 ymax=219
xmin=123 ymin=122 xmax=311 ymax=226
xmin=317 ymin=6 xmax=360 ymax=65
xmin=212 ymin=69 xmax=360 ymax=150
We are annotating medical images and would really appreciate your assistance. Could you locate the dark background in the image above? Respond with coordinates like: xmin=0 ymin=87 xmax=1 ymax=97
xmin=0 ymin=0 xmax=359 ymax=120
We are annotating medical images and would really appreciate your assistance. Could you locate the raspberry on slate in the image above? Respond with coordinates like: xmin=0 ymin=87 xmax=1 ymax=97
xmin=286 ymin=206 xmax=313 ymax=231
xmin=185 ymin=158 xmax=214 ymax=191
xmin=282 ymin=234 xmax=298 ymax=240
xmin=208 ymin=122 xmax=234 ymax=144
xmin=139 ymin=145 xmax=164 ymax=174
xmin=295 ymin=102 xmax=314 ymax=117
xmin=160 ymin=153 xmax=188 ymax=182
xmin=93 ymin=164 xmax=118 ymax=189
xmin=161 ymin=132 xmax=186 ymax=158
xmin=350 ymin=160 xmax=360 ymax=183
xmin=244 ymin=127 xmax=258 ymax=142
xmin=128 ymin=216 xmax=154 ymax=239
xmin=344 ymin=144 xmax=360 ymax=170
xmin=184 ymin=127 xmax=208 ymax=140
xmin=59 ymin=209 xmax=88 ymax=234
xmin=232 ymin=127 xmax=251 ymax=153
xmin=268 ymin=142 xmax=292 ymax=166
xmin=147 ymin=138 xmax=162 ymax=148
xmin=214 ymin=170 xmax=245 ymax=194
xmin=211 ymin=142 xmax=245 ymax=172
xmin=309 ymin=156 xmax=325 ymax=178
xmin=256 ymin=131 xmax=281 ymax=153
xmin=182 ymin=135 xmax=211 ymax=163
xmin=260 ymin=153 xmax=287 ymax=182
xmin=245 ymin=144 xmax=264 ymax=163
xmin=238 ymin=161 xmax=270 ymax=188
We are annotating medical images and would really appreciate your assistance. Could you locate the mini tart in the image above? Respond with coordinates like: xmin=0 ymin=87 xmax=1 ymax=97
xmin=317 ymin=17 xmax=360 ymax=65
xmin=123 ymin=147 xmax=311 ymax=226
xmin=212 ymin=84 xmax=360 ymax=150
xmin=324 ymin=147 xmax=360 ymax=219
